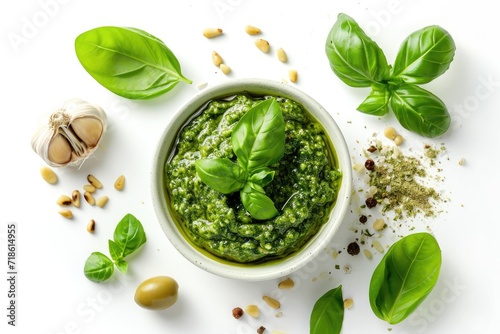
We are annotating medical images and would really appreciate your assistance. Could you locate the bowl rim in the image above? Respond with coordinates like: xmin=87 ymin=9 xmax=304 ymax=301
xmin=151 ymin=78 xmax=352 ymax=281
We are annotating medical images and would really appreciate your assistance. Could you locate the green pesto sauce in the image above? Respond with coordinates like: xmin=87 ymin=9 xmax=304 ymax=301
xmin=165 ymin=94 xmax=342 ymax=263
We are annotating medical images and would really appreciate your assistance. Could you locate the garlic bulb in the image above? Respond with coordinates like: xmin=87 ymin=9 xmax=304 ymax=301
xmin=32 ymin=98 xmax=107 ymax=167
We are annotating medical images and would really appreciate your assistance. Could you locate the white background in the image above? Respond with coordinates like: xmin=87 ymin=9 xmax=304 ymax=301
xmin=1 ymin=0 xmax=499 ymax=333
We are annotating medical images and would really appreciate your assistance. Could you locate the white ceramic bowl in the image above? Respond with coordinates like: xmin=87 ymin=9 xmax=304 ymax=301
xmin=151 ymin=78 xmax=352 ymax=281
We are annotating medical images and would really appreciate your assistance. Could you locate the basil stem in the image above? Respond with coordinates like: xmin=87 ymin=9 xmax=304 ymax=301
xmin=75 ymin=26 xmax=191 ymax=100
xmin=310 ymin=285 xmax=344 ymax=334
xmin=369 ymin=232 xmax=442 ymax=324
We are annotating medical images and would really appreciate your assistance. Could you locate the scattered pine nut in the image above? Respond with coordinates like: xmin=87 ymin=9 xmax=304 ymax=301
xmin=203 ymin=28 xmax=223 ymax=38
xmin=84 ymin=191 xmax=95 ymax=206
xmin=275 ymin=311 xmax=283 ymax=318
xmin=40 ymin=166 xmax=58 ymax=184
xmin=96 ymin=195 xmax=109 ymax=208
xmin=458 ymin=158 xmax=466 ymax=166
xmin=87 ymin=174 xmax=103 ymax=189
xmin=114 ymin=175 xmax=125 ymax=191
xmin=56 ymin=195 xmax=73 ymax=206
xmin=87 ymin=219 xmax=95 ymax=233
xmin=288 ymin=69 xmax=298 ymax=83
xmin=278 ymin=278 xmax=295 ymax=289
xmin=245 ymin=304 xmax=259 ymax=318
xmin=394 ymin=135 xmax=404 ymax=146
xmin=58 ymin=209 xmax=73 ymax=219
xmin=83 ymin=184 xmax=96 ymax=193
xmin=344 ymin=298 xmax=354 ymax=309
xmin=255 ymin=39 xmax=270 ymax=53
xmin=262 ymin=296 xmax=280 ymax=309
xmin=276 ymin=48 xmax=287 ymax=63
xmin=212 ymin=51 xmax=223 ymax=66
xmin=372 ymin=240 xmax=384 ymax=253
xmin=373 ymin=218 xmax=385 ymax=231
xmin=363 ymin=249 xmax=373 ymax=259
xmin=245 ymin=25 xmax=261 ymax=35
xmin=384 ymin=127 xmax=397 ymax=140
xmin=72 ymin=190 xmax=81 ymax=208
xmin=220 ymin=63 xmax=231 ymax=75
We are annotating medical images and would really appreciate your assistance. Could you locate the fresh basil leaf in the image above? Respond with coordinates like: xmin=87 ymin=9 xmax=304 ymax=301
xmin=369 ymin=232 xmax=442 ymax=324
xmin=108 ymin=239 xmax=123 ymax=262
xmin=248 ymin=167 xmax=275 ymax=187
xmin=392 ymin=25 xmax=456 ymax=84
xmin=357 ymin=85 xmax=391 ymax=116
xmin=84 ymin=252 xmax=114 ymax=283
xmin=195 ymin=158 xmax=248 ymax=194
xmin=240 ymin=183 xmax=279 ymax=220
xmin=75 ymin=26 xmax=191 ymax=100
xmin=113 ymin=213 xmax=147 ymax=258
xmin=310 ymin=285 xmax=344 ymax=334
xmin=325 ymin=13 xmax=390 ymax=87
xmin=232 ymin=98 xmax=285 ymax=171
xmin=391 ymin=84 xmax=451 ymax=137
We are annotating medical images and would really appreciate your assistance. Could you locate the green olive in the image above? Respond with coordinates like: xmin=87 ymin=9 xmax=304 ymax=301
xmin=134 ymin=276 xmax=179 ymax=310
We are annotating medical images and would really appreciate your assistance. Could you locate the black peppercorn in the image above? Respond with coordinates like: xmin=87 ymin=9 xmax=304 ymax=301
xmin=365 ymin=159 xmax=376 ymax=171
xmin=347 ymin=242 xmax=360 ymax=256
xmin=359 ymin=215 xmax=367 ymax=223
xmin=365 ymin=197 xmax=378 ymax=208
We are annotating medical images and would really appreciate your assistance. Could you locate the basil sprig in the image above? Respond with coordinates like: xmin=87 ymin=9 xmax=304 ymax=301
xmin=310 ymin=285 xmax=344 ymax=334
xmin=325 ymin=13 xmax=456 ymax=137
xmin=369 ymin=232 xmax=442 ymax=324
xmin=196 ymin=98 xmax=285 ymax=220
xmin=84 ymin=213 xmax=146 ymax=282
xmin=75 ymin=26 xmax=191 ymax=100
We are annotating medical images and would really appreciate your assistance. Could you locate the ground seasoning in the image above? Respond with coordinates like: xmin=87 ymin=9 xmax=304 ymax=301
xmin=366 ymin=145 xmax=442 ymax=220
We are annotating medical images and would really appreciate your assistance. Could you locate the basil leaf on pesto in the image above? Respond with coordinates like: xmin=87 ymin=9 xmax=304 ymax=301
xmin=232 ymin=98 xmax=285 ymax=171
xmin=241 ymin=183 xmax=279 ymax=220
xmin=195 ymin=158 xmax=247 ymax=194
xmin=195 ymin=98 xmax=284 ymax=220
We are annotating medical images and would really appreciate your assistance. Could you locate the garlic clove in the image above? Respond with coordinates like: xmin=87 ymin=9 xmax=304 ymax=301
xmin=70 ymin=116 xmax=104 ymax=148
xmin=47 ymin=134 xmax=73 ymax=165
xmin=31 ymin=98 xmax=107 ymax=168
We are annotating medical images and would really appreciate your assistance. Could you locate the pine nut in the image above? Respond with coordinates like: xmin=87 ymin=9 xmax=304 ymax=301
xmin=87 ymin=174 xmax=103 ymax=189
xmin=56 ymin=195 xmax=73 ymax=206
xmin=245 ymin=25 xmax=261 ymax=35
xmin=255 ymin=39 xmax=270 ymax=53
xmin=220 ymin=63 xmax=231 ymax=75
xmin=372 ymin=239 xmax=384 ymax=253
xmin=245 ymin=304 xmax=259 ymax=318
xmin=262 ymin=296 xmax=280 ymax=309
xmin=363 ymin=249 xmax=373 ymax=259
xmin=384 ymin=127 xmax=397 ymax=140
xmin=373 ymin=218 xmax=385 ymax=231
xmin=203 ymin=28 xmax=223 ymax=38
xmin=344 ymin=298 xmax=354 ymax=309
xmin=288 ymin=69 xmax=298 ymax=83
xmin=394 ymin=135 xmax=404 ymax=146
xmin=40 ymin=166 xmax=58 ymax=184
xmin=87 ymin=219 xmax=95 ymax=233
xmin=72 ymin=190 xmax=81 ymax=208
xmin=83 ymin=184 xmax=96 ymax=193
xmin=96 ymin=195 xmax=109 ymax=208
xmin=58 ymin=209 xmax=73 ymax=219
xmin=276 ymin=48 xmax=287 ymax=63
xmin=114 ymin=175 xmax=125 ymax=191
xmin=278 ymin=278 xmax=295 ymax=289
xmin=84 ymin=191 xmax=95 ymax=205
xmin=212 ymin=51 xmax=223 ymax=66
